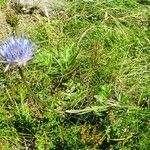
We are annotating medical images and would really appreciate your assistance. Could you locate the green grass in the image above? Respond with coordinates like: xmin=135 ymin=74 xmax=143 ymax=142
xmin=0 ymin=0 xmax=150 ymax=149
xmin=0 ymin=0 xmax=6 ymax=5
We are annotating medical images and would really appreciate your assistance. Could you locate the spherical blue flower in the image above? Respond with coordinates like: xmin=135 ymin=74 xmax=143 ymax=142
xmin=0 ymin=36 xmax=34 ymax=71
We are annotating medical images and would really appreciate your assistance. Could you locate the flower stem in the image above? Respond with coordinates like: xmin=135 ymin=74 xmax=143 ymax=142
xmin=18 ymin=67 xmax=38 ymax=101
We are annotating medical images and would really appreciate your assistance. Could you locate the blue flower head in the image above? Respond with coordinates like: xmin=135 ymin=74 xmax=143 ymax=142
xmin=0 ymin=36 xmax=34 ymax=71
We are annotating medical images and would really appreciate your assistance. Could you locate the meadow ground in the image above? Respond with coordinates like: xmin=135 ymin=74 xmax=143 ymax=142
xmin=0 ymin=0 xmax=150 ymax=149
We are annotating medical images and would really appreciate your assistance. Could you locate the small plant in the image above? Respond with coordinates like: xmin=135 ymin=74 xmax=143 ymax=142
xmin=0 ymin=36 xmax=37 ymax=101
